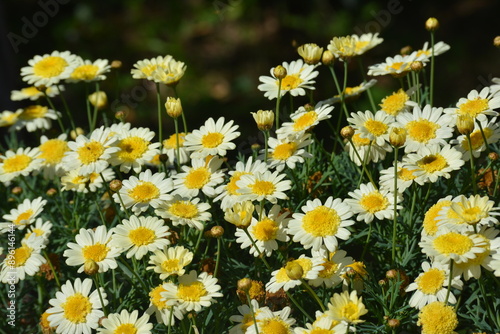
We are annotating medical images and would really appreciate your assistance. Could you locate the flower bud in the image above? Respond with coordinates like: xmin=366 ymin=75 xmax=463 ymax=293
xmin=237 ymin=278 xmax=253 ymax=293
xmin=251 ymin=143 xmax=261 ymax=151
xmin=109 ymin=179 xmax=122 ymax=192
xmin=400 ymin=45 xmax=413 ymax=56
xmin=111 ymin=60 xmax=122 ymax=68
xmin=115 ymin=111 xmax=126 ymax=122
xmin=285 ymin=261 xmax=304 ymax=280
xmin=410 ymin=61 xmax=424 ymax=72
xmin=340 ymin=126 xmax=355 ymax=139
xmin=70 ymin=127 xmax=85 ymax=140
xmin=456 ymin=114 xmax=475 ymax=136
xmin=494 ymin=36 xmax=500 ymax=48
xmin=389 ymin=127 xmax=407 ymax=148
xmin=11 ymin=186 xmax=22 ymax=195
xmin=88 ymin=91 xmax=108 ymax=110
xmin=46 ymin=188 xmax=57 ymax=197
xmin=251 ymin=110 xmax=274 ymax=131
xmin=297 ymin=43 xmax=324 ymax=65
xmin=273 ymin=65 xmax=287 ymax=80
xmin=425 ymin=17 xmax=439 ymax=31
xmin=84 ymin=259 xmax=99 ymax=275
xmin=165 ymin=97 xmax=183 ymax=119
xmin=488 ymin=152 xmax=499 ymax=161
xmin=321 ymin=50 xmax=335 ymax=66
xmin=210 ymin=225 xmax=224 ymax=238
xmin=387 ymin=318 xmax=400 ymax=328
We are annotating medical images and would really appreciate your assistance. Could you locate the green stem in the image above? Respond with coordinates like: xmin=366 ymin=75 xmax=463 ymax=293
xmin=361 ymin=223 xmax=372 ymax=262
xmin=391 ymin=147 xmax=399 ymax=266
xmin=214 ymin=237 xmax=222 ymax=277
xmin=300 ymin=279 xmax=326 ymax=311
xmin=85 ymin=83 xmax=92 ymax=131
xmin=93 ymin=274 xmax=108 ymax=316
xmin=476 ymin=120 xmax=492 ymax=154
xmin=444 ymin=261 xmax=454 ymax=305
xmin=246 ymin=294 xmax=260 ymax=334
xmin=285 ymin=290 xmax=314 ymax=322
xmin=57 ymin=85 xmax=76 ymax=131
xmin=466 ymin=133 xmax=478 ymax=194
xmin=276 ymin=79 xmax=282 ymax=129
xmin=430 ymin=31 xmax=435 ymax=107
xmin=43 ymin=251 xmax=61 ymax=288
xmin=174 ymin=117 xmax=181 ymax=171
xmin=44 ymin=93 xmax=66 ymax=133
xmin=156 ymin=83 xmax=163 ymax=144
xmin=91 ymin=82 xmax=100 ymax=131
xmin=263 ymin=130 xmax=269 ymax=163
xmin=357 ymin=57 xmax=377 ymax=112
xmin=243 ymin=228 xmax=271 ymax=270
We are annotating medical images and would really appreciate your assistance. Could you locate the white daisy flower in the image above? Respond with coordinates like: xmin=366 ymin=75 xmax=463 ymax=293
xmin=288 ymin=196 xmax=354 ymax=252
xmin=183 ymin=117 xmax=240 ymax=159
xmin=421 ymin=196 xmax=453 ymax=237
xmin=293 ymin=316 xmax=341 ymax=334
xmin=367 ymin=53 xmax=418 ymax=77
xmin=214 ymin=157 xmax=268 ymax=210
xmin=97 ymin=309 xmax=153 ymax=334
xmin=22 ymin=218 xmax=52 ymax=245
xmin=0 ymin=234 xmax=46 ymax=284
xmin=395 ymin=104 xmax=454 ymax=153
xmin=246 ymin=306 xmax=296 ymax=334
xmin=162 ymin=132 xmax=190 ymax=165
xmin=10 ymin=85 xmax=63 ymax=101
xmin=352 ymin=32 xmax=384 ymax=55
xmin=0 ymin=109 xmax=22 ymax=128
xmin=419 ymin=227 xmax=488 ymax=264
xmin=263 ymin=133 xmax=313 ymax=172
xmin=445 ymin=87 xmax=500 ymax=122
xmin=258 ymin=59 xmax=319 ymax=100
xmin=236 ymin=170 xmax=291 ymax=204
xmin=155 ymin=195 xmax=212 ymax=231
xmin=146 ymin=284 xmax=185 ymax=326
xmin=109 ymin=126 xmax=161 ymax=173
xmin=61 ymin=167 xmax=115 ymax=193
xmin=38 ymin=133 xmax=70 ymax=179
xmin=147 ymin=245 xmax=194 ymax=279
xmin=276 ymin=104 xmax=333 ymax=137
xmin=414 ymin=41 xmax=451 ymax=62
xmin=161 ymin=270 xmax=223 ymax=313
xmin=10 ymin=105 xmax=60 ymax=132
xmin=452 ymin=117 xmax=500 ymax=161
xmin=172 ymin=156 xmax=225 ymax=198
xmin=266 ymin=255 xmax=324 ymax=293
xmin=47 ymin=278 xmax=108 ymax=334
xmin=379 ymin=164 xmax=417 ymax=193
xmin=345 ymin=182 xmax=401 ymax=224
xmin=235 ymin=204 xmax=290 ymax=257
xmin=403 ymin=145 xmax=464 ymax=184
xmin=67 ymin=58 xmax=111 ymax=82
xmin=379 ymin=88 xmax=418 ymax=117
xmin=318 ymin=79 xmax=378 ymax=105
xmin=326 ymin=290 xmax=368 ymax=324
xmin=347 ymin=110 xmax=394 ymax=148
xmin=63 ymin=126 xmax=119 ymax=175
xmin=406 ymin=261 xmax=463 ymax=309
xmin=0 ymin=147 xmax=42 ymax=184
xmin=229 ymin=299 xmax=264 ymax=334
xmin=344 ymin=130 xmax=391 ymax=166
xmin=150 ymin=56 xmax=187 ymax=86
xmin=1 ymin=196 xmax=47 ymax=232
xmin=308 ymin=247 xmax=353 ymax=288
xmin=21 ymin=50 xmax=79 ymax=87
xmin=64 ymin=225 xmax=121 ymax=274
xmin=490 ymin=77 xmax=500 ymax=96
xmin=114 ymin=169 xmax=173 ymax=215
xmin=110 ymin=215 xmax=171 ymax=260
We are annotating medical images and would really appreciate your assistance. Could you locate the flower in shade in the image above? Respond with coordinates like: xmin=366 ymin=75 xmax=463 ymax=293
xmin=229 ymin=299 xmax=264 ymax=334
xmin=183 ymin=117 xmax=240 ymax=159
xmin=172 ymin=156 xmax=225 ymax=198
xmin=452 ymin=117 xmax=500 ymax=161
xmin=405 ymin=261 xmax=462 ymax=309
xmin=245 ymin=306 xmax=296 ymax=334
xmin=417 ymin=301 xmax=458 ymax=334
xmin=147 ymin=245 xmax=194 ymax=279
xmin=445 ymin=87 xmax=500 ymax=122
xmin=288 ymin=196 xmax=354 ymax=252
xmin=344 ymin=130 xmax=391 ymax=166
xmin=0 ymin=234 xmax=46 ymax=284
xmin=67 ymin=58 xmax=110 ymax=82
xmin=64 ymin=225 xmax=121 ymax=274
xmin=1 ymin=196 xmax=46 ymax=232
xmin=414 ymin=41 xmax=450 ymax=62
xmin=22 ymin=218 xmax=52 ymax=245
xmin=155 ymin=195 xmax=212 ymax=231
xmin=266 ymin=255 xmax=324 ymax=293
xmin=258 ymin=59 xmax=319 ymax=100
xmin=379 ymin=164 xmax=417 ymax=193
xmin=63 ymin=126 xmax=119 ymax=175
xmin=38 ymin=134 xmax=70 ymax=178
xmin=47 ymin=278 xmax=108 ymax=334
xmin=276 ymin=104 xmax=333 ymax=137
xmin=97 ymin=309 xmax=153 ymax=334
xmin=110 ymin=215 xmax=171 ymax=260
xmin=263 ymin=133 xmax=313 ymax=172
xmin=146 ymin=284 xmax=184 ymax=326
xmin=60 ymin=167 xmax=115 ymax=193
xmin=308 ymin=247 xmax=354 ymax=288
xmin=162 ymin=132 xmax=190 ymax=165
xmin=161 ymin=270 xmax=223 ymax=312
xmin=11 ymin=85 xmax=63 ymax=101
xmin=237 ymin=170 xmax=291 ymax=204
xmin=114 ymin=169 xmax=173 ymax=215
xmin=326 ymin=290 xmax=368 ymax=324
xmin=0 ymin=109 xmax=22 ymax=128
xmin=0 ymin=147 xmax=42 ymax=184
xmin=21 ymin=50 xmax=78 ymax=87
xmin=319 ymin=79 xmax=377 ymax=105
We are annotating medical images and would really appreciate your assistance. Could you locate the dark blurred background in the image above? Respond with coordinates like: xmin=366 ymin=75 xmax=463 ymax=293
xmin=1 ymin=0 xmax=499 ymax=142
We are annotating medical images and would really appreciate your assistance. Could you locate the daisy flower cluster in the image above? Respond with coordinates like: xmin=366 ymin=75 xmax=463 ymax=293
xmin=2 ymin=16 xmax=500 ymax=334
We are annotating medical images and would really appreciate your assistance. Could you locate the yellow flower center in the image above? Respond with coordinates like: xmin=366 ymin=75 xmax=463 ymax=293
xmin=14 ymin=210 xmax=34 ymax=225
xmin=341 ymin=302 xmax=361 ymax=322
xmin=33 ymin=56 xmax=68 ymax=78
xmin=117 ymin=137 xmax=149 ymax=162
xmin=140 ymin=64 xmax=158 ymax=77
xmin=71 ymin=64 xmax=99 ymax=81
xmin=272 ymin=142 xmax=297 ymax=160
xmin=380 ymin=90 xmax=409 ymax=115
xmin=458 ymin=98 xmax=489 ymax=118
xmin=62 ymin=293 xmax=92 ymax=324
xmin=461 ymin=128 xmax=492 ymax=151
xmin=293 ymin=111 xmax=318 ymax=131
xmin=260 ymin=318 xmax=290 ymax=334
xmin=352 ymin=133 xmax=371 ymax=146
xmin=417 ymin=154 xmax=447 ymax=173
xmin=21 ymin=87 xmax=42 ymax=97
xmin=416 ymin=268 xmax=445 ymax=294
xmin=386 ymin=62 xmax=407 ymax=71
xmin=2 ymin=154 xmax=32 ymax=173
xmin=279 ymin=74 xmax=303 ymax=90
xmin=32 ymin=228 xmax=44 ymax=236
xmin=82 ymin=243 xmax=109 ymax=262
xmin=360 ymin=192 xmax=388 ymax=213
xmin=226 ymin=171 xmax=249 ymax=195
xmin=128 ymin=181 xmax=160 ymax=202
xmin=423 ymin=201 xmax=451 ymax=236
xmin=201 ymin=132 xmax=224 ymax=148
xmin=184 ymin=167 xmax=211 ymax=189
xmin=150 ymin=285 xmax=167 ymax=309
xmin=77 ymin=141 xmax=105 ymax=165
xmin=169 ymin=201 xmax=199 ymax=218
xmin=344 ymin=85 xmax=362 ymax=96
xmin=39 ymin=139 xmax=69 ymax=164
xmin=310 ymin=329 xmax=333 ymax=334
xmin=113 ymin=323 xmax=137 ymax=334
xmin=433 ymin=232 xmax=474 ymax=256
xmin=418 ymin=302 xmax=458 ymax=333
xmin=128 ymin=226 xmax=156 ymax=246
xmin=302 ymin=206 xmax=341 ymax=237
xmin=13 ymin=246 xmax=32 ymax=267
xmin=398 ymin=167 xmax=417 ymax=181
xmin=406 ymin=119 xmax=438 ymax=143
xmin=163 ymin=133 xmax=186 ymax=149
xmin=250 ymin=180 xmax=276 ymax=196
xmin=20 ymin=105 xmax=48 ymax=120
xmin=364 ymin=119 xmax=388 ymax=136
xmin=177 ymin=281 xmax=207 ymax=302
xmin=318 ymin=260 xmax=339 ymax=278
xmin=252 ymin=218 xmax=279 ymax=241
xmin=161 ymin=259 xmax=181 ymax=272
xmin=459 ymin=206 xmax=484 ymax=224
xmin=355 ymin=41 xmax=370 ymax=53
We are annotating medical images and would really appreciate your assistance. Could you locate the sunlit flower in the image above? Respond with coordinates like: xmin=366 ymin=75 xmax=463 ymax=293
xmin=264 ymin=133 xmax=313 ymax=172
xmin=10 ymin=85 xmax=63 ymax=101
xmin=229 ymin=299 xmax=264 ymax=334
xmin=452 ymin=117 xmax=500 ymax=161
xmin=162 ymin=132 xmax=190 ymax=165
xmin=258 ymin=59 xmax=319 ymax=100
xmin=0 ymin=147 xmax=42 ymax=184
xmin=0 ymin=109 xmax=22 ymax=128
xmin=22 ymin=218 xmax=52 ymax=246
xmin=438 ymin=194 xmax=500 ymax=231
xmin=406 ymin=261 xmax=462 ymax=309
xmin=21 ymin=50 xmax=79 ymax=87
xmin=184 ymin=117 xmax=240 ymax=159
xmin=155 ymin=195 xmax=212 ymax=231
xmin=266 ymin=255 xmax=324 ymax=293
xmin=237 ymin=170 xmax=291 ymax=204
xmin=224 ymin=201 xmax=255 ymax=229
xmin=38 ymin=134 xmax=70 ymax=178
xmin=294 ymin=315 xmax=345 ymax=334
xmin=327 ymin=35 xmax=358 ymax=60
xmin=326 ymin=290 xmax=367 ymax=324
xmin=348 ymin=110 xmax=394 ymax=148
xmin=132 ymin=55 xmax=186 ymax=86
xmin=414 ymin=41 xmax=451 ymax=62
xmin=146 ymin=284 xmax=184 ymax=326
xmin=367 ymin=53 xmax=418 ymax=77
xmin=172 ymin=156 xmax=225 ymax=198
xmin=417 ymin=301 xmax=458 ymax=334
xmin=379 ymin=88 xmax=418 ymax=116
xmin=97 ymin=309 xmax=153 ymax=334
xmin=147 ymin=245 xmax=194 ymax=279
xmin=379 ymin=164 xmax=417 ymax=193
xmin=445 ymin=87 xmax=500 ymax=122
xmin=0 ymin=234 xmax=46 ymax=284
xmin=246 ymin=306 xmax=296 ymax=334
xmin=67 ymin=58 xmax=110 ymax=82
xmin=308 ymin=247 xmax=353 ymax=288
xmin=344 ymin=130 xmax=391 ymax=166
xmin=60 ymin=167 xmax=115 ymax=193
xmin=1 ymin=196 xmax=46 ymax=232
xmin=422 ymin=196 xmax=453 ymax=236
xmin=110 ymin=215 xmax=171 ymax=260
xmin=277 ymin=104 xmax=333 ymax=137
xmin=47 ymin=278 xmax=108 ymax=334
xmin=11 ymin=105 xmax=59 ymax=132
xmin=64 ymin=225 xmax=121 ymax=273
xmin=235 ymin=204 xmax=290 ymax=257
xmin=297 ymin=43 xmax=324 ymax=65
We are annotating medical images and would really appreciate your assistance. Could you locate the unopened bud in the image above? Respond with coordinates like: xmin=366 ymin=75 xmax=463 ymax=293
xmin=111 ymin=60 xmax=122 ymax=69
xmin=237 ymin=278 xmax=253 ymax=293
xmin=386 ymin=269 xmax=399 ymax=279
xmin=410 ymin=61 xmax=424 ymax=72
xmin=109 ymin=179 xmax=122 ymax=192
xmin=389 ymin=127 xmax=407 ymax=148
xmin=297 ymin=43 xmax=324 ymax=65
xmin=11 ymin=186 xmax=22 ymax=195
xmin=159 ymin=153 xmax=169 ymax=163
xmin=387 ymin=318 xmax=400 ymax=328
xmin=321 ymin=50 xmax=335 ymax=66
xmin=494 ymin=36 xmax=500 ymax=48
xmin=273 ymin=65 xmax=287 ymax=80
xmin=489 ymin=152 xmax=499 ymax=161
xmin=251 ymin=143 xmax=261 ymax=151
xmin=285 ymin=261 xmax=304 ymax=280
xmin=46 ymin=188 xmax=57 ymax=197
xmin=88 ymin=91 xmax=108 ymax=110
xmin=456 ymin=114 xmax=475 ymax=136
xmin=115 ymin=111 xmax=126 ymax=122
xmin=210 ymin=226 xmax=224 ymax=238
xmin=252 ymin=110 xmax=274 ymax=131
xmin=400 ymin=45 xmax=413 ymax=56
xmin=165 ymin=97 xmax=183 ymax=119
xmin=341 ymin=126 xmax=355 ymax=139
xmin=425 ymin=17 xmax=439 ymax=32
xmin=84 ymin=259 xmax=99 ymax=275
xmin=70 ymin=127 xmax=85 ymax=140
